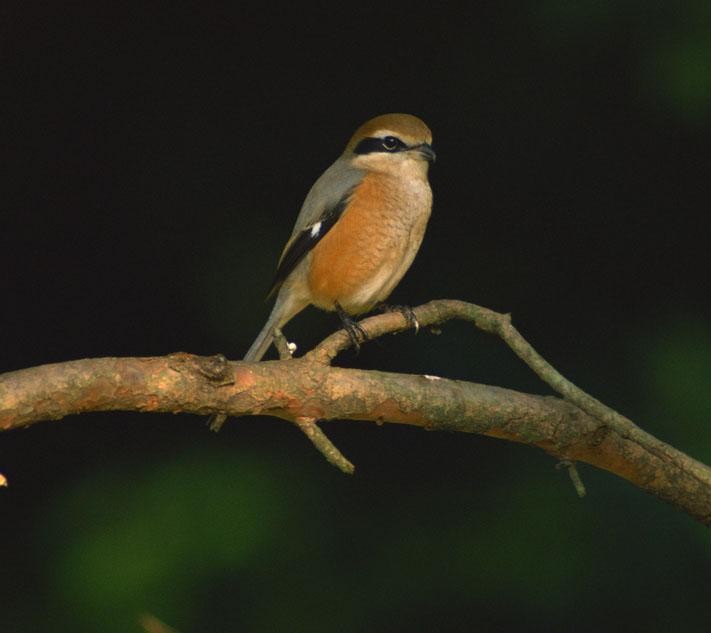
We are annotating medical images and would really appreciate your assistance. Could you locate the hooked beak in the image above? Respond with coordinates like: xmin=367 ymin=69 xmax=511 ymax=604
xmin=414 ymin=143 xmax=436 ymax=163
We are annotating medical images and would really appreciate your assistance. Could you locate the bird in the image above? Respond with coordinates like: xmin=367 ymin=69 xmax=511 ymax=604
xmin=243 ymin=112 xmax=435 ymax=362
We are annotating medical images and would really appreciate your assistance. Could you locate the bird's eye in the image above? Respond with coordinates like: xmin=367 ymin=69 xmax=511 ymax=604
xmin=381 ymin=136 xmax=402 ymax=151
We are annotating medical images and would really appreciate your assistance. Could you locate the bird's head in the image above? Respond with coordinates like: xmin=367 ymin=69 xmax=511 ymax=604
xmin=344 ymin=113 xmax=435 ymax=174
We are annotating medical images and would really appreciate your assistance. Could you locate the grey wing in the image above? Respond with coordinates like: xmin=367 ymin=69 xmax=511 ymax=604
xmin=265 ymin=159 xmax=364 ymax=300
xmin=278 ymin=158 xmax=364 ymax=266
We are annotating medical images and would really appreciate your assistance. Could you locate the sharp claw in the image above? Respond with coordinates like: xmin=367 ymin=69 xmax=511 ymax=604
xmin=380 ymin=303 xmax=419 ymax=333
xmin=336 ymin=303 xmax=367 ymax=351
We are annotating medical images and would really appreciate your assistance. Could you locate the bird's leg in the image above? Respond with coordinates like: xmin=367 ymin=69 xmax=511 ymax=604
xmin=336 ymin=303 xmax=367 ymax=351
xmin=379 ymin=303 xmax=420 ymax=333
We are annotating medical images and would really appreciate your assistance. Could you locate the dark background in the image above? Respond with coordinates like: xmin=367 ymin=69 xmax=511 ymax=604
xmin=3 ymin=3 xmax=711 ymax=632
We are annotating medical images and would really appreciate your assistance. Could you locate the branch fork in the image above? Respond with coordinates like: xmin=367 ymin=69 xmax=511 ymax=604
xmin=1 ymin=299 xmax=710 ymax=525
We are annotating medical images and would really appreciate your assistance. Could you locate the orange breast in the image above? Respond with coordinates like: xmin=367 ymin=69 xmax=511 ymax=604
xmin=307 ymin=173 xmax=407 ymax=314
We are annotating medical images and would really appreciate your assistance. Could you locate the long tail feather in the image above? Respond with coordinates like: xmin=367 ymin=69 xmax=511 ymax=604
xmin=243 ymin=291 xmax=308 ymax=361
xmin=243 ymin=317 xmax=277 ymax=361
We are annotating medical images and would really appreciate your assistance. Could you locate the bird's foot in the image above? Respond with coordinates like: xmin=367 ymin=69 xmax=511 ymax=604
xmin=336 ymin=303 xmax=367 ymax=352
xmin=380 ymin=303 xmax=420 ymax=333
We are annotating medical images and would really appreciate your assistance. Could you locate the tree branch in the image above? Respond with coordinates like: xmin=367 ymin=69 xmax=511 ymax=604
xmin=1 ymin=300 xmax=710 ymax=525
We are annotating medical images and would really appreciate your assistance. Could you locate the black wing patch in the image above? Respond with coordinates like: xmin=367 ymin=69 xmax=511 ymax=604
xmin=266 ymin=187 xmax=355 ymax=299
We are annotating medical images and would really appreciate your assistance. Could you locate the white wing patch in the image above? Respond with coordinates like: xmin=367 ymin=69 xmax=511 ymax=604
xmin=310 ymin=222 xmax=322 ymax=238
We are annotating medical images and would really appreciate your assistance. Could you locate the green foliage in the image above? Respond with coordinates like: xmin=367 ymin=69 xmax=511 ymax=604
xmin=31 ymin=443 xmax=710 ymax=632
xmin=634 ymin=316 xmax=711 ymax=463
xmin=41 ymin=449 xmax=288 ymax=632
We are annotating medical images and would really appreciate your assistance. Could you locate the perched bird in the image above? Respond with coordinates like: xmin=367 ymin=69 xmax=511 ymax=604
xmin=244 ymin=113 xmax=435 ymax=361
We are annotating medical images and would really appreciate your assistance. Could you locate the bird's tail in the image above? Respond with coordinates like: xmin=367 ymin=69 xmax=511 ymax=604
xmin=209 ymin=313 xmax=276 ymax=431
xmin=243 ymin=291 xmax=308 ymax=362
xmin=243 ymin=314 xmax=278 ymax=361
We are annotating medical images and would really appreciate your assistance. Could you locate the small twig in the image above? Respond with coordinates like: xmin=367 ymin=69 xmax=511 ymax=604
xmin=557 ymin=460 xmax=587 ymax=498
xmin=138 ymin=613 xmax=181 ymax=633
xmin=208 ymin=414 xmax=227 ymax=431
xmin=2 ymin=300 xmax=710 ymax=523
xmin=277 ymin=332 xmax=350 ymax=469
xmin=293 ymin=416 xmax=355 ymax=474
xmin=273 ymin=328 xmax=296 ymax=360
xmin=305 ymin=309 xmax=414 ymax=364
xmin=470 ymin=308 xmax=640 ymax=439
xmin=455 ymin=303 xmax=710 ymax=485
xmin=304 ymin=299 xmax=711 ymax=494
xmin=307 ymin=300 xmax=707 ymax=484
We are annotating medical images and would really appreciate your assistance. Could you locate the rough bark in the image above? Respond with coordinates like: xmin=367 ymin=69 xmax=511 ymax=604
xmin=1 ymin=300 xmax=709 ymax=525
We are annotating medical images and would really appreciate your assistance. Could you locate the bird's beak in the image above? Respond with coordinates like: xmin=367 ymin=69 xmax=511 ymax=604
xmin=415 ymin=143 xmax=436 ymax=163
